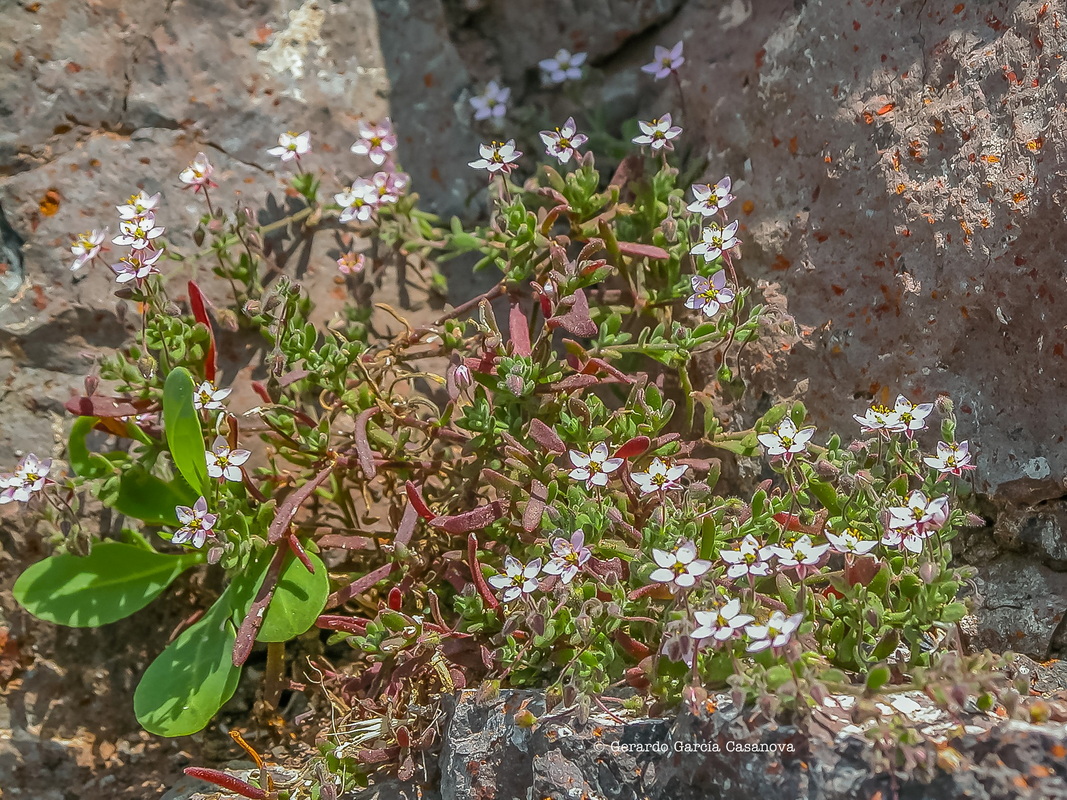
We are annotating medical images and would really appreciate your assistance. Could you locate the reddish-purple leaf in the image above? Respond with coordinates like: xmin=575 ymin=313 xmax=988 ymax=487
xmin=65 ymin=395 xmax=142 ymax=418
xmin=587 ymin=555 xmax=624 ymax=584
xmin=354 ymin=408 xmax=378 ymax=479
xmin=395 ymin=501 xmax=418 ymax=547
xmin=523 ymin=496 xmax=545 ymax=533
xmin=614 ymin=630 xmax=651 ymax=659
xmin=183 ymin=768 xmax=267 ymax=799
xmin=356 ymin=746 xmax=399 ymax=764
xmin=316 ymin=534 xmax=377 ymax=550
xmin=429 ymin=500 xmax=508 ymax=534
xmin=550 ymin=374 xmax=600 ymax=391
xmin=581 ymin=357 xmax=631 ymax=382
xmin=287 ymin=532 xmax=316 ymax=573
xmin=187 ymin=280 xmax=217 ymax=382
xmin=608 ymin=152 xmax=643 ymax=189
xmin=616 ymin=241 xmax=670 ymax=260
xmin=481 ymin=468 xmax=520 ymax=492
xmin=509 ymin=303 xmax=532 ymax=357
xmin=278 ymin=368 xmax=310 ymax=387
xmin=614 ymin=436 xmax=650 ymax=460
xmin=468 ymin=533 xmax=501 ymax=612
xmin=315 ymin=615 xmax=370 ymax=634
xmin=404 ymin=481 xmax=434 ymax=520
xmin=233 ymin=545 xmax=288 ymax=666
xmin=627 ymin=582 xmax=674 ymax=602
xmin=528 ymin=419 xmax=565 ymax=455
xmin=387 ymin=586 xmax=403 ymax=611
xmin=553 ymin=288 xmax=597 ymax=336
xmin=268 ymin=462 xmax=336 ymax=543
xmin=326 ymin=563 xmax=396 ymax=608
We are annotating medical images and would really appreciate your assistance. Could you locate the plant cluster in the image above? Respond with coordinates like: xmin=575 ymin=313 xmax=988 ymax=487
xmin=2 ymin=37 xmax=1000 ymax=798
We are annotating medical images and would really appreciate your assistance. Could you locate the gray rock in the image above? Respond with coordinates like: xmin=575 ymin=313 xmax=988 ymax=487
xmin=973 ymin=555 xmax=1067 ymax=659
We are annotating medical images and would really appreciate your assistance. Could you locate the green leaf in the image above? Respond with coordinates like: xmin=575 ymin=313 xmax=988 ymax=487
xmin=13 ymin=542 xmax=199 ymax=627
xmin=68 ymin=416 xmax=117 ymax=479
xmin=163 ymin=367 xmax=209 ymax=495
xmin=866 ymin=665 xmax=891 ymax=692
xmin=134 ymin=565 xmax=261 ymax=736
xmin=940 ymin=602 xmax=968 ymax=623
xmin=766 ymin=665 xmax=793 ymax=691
xmin=111 ymin=465 xmax=198 ymax=526
xmin=872 ymin=628 xmax=900 ymax=660
xmin=258 ymin=551 xmax=329 ymax=642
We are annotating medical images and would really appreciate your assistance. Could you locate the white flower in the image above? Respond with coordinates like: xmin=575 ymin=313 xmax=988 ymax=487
xmin=110 ymin=249 xmax=164 ymax=285
xmin=567 ymin=442 xmax=623 ymax=488
xmin=539 ymin=48 xmax=587 ymax=84
xmin=468 ymin=140 xmax=522 ymax=175
xmin=179 ymin=152 xmax=215 ymax=190
xmin=335 ymin=179 xmax=378 ymax=223
xmin=641 ymin=41 xmax=684 ymax=80
xmin=539 ymin=117 xmax=588 ymax=164
xmin=70 ymin=229 xmax=107 ymax=271
xmin=206 ymin=436 xmax=251 ymax=483
xmin=350 ymin=118 xmax=397 ymax=166
xmin=688 ymin=177 xmax=735 ymax=216
xmin=768 ymin=534 xmax=830 ymax=580
xmin=470 ymin=81 xmax=510 ymax=121
xmin=746 ymin=611 xmax=804 ymax=653
xmin=268 ymin=130 xmax=311 ymax=162
xmin=542 ymin=530 xmax=591 ymax=584
xmin=173 ymin=496 xmax=218 ymax=549
xmin=893 ymin=394 xmax=934 ymax=437
xmin=487 ymin=555 xmax=542 ymax=602
xmin=825 ymin=529 xmax=879 ymax=557
xmin=116 ymin=191 xmax=161 ymax=220
xmin=632 ymin=113 xmax=682 ymax=151
xmin=923 ymin=440 xmax=975 ymax=477
xmin=719 ymin=533 xmax=775 ymax=581
xmin=113 ymin=214 xmax=165 ymax=250
xmin=886 ymin=491 xmax=949 ymax=548
xmin=337 ymin=252 xmax=365 ymax=275
xmin=650 ymin=540 xmax=711 ymax=589
xmin=757 ymin=418 xmax=816 ymax=461
xmin=0 ymin=454 xmax=54 ymax=504
xmin=684 ymin=271 xmax=735 ymax=317
xmin=690 ymin=220 xmax=739 ymax=262
xmin=853 ymin=404 xmax=905 ymax=436
xmin=631 ymin=457 xmax=688 ymax=495
xmin=193 ymin=380 xmax=232 ymax=411
xmin=692 ymin=598 xmax=755 ymax=643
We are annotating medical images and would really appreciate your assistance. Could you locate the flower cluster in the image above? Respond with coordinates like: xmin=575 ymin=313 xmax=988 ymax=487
xmin=0 ymin=454 xmax=54 ymax=505
xmin=335 ymin=171 xmax=409 ymax=223
xmin=103 ymin=190 xmax=166 ymax=286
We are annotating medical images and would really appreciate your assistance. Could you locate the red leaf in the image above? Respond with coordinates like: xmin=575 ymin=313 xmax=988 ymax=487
xmin=268 ymin=462 xmax=336 ymax=543
xmin=327 ymin=563 xmax=396 ymax=608
xmin=581 ymin=357 xmax=631 ymax=382
xmin=316 ymin=534 xmax=376 ymax=550
xmin=387 ymin=587 xmax=403 ymax=611
xmin=287 ymin=533 xmax=315 ymax=573
xmin=187 ymin=280 xmax=217 ymax=382
xmin=550 ymin=374 xmax=600 ymax=391
xmin=233 ymin=545 xmax=288 ymax=666
xmin=404 ymin=481 xmax=434 ymax=520
xmin=429 ymin=500 xmax=508 ymax=534
xmin=553 ymin=289 xmax=597 ymax=336
xmin=616 ymin=241 xmax=670 ymax=260
xmin=627 ymin=583 xmax=674 ymax=602
xmin=614 ymin=630 xmax=651 ymax=659
xmin=523 ymin=495 xmax=545 ymax=533
xmin=468 ymin=533 xmax=501 ymax=612
xmin=395 ymin=501 xmax=418 ymax=547
xmin=354 ymin=408 xmax=378 ymax=479
xmin=65 ymin=395 xmax=142 ymax=418
xmin=251 ymin=381 xmax=272 ymax=404
xmin=614 ymin=436 xmax=650 ymax=459
xmin=528 ymin=419 xmax=565 ymax=455
xmin=773 ymin=512 xmax=822 ymax=536
xmin=315 ymin=615 xmax=370 ymax=634
xmin=183 ymin=768 xmax=267 ymax=799
xmin=509 ymin=303 xmax=531 ymax=357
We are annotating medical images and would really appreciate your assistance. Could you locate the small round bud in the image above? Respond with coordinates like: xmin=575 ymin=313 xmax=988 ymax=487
xmin=193 ymin=226 xmax=206 ymax=247
xmin=717 ymin=365 xmax=733 ymax=382
xmin=138 ymin=354 xmax=157 ymax=379
xmin=84 ymin=375 xmax=99 ymax=396
xmin=662 ymin=216 xmax=678 ymax=243
xmin=165 ymin=302 xmax=182 ymax=317
xmin=935 ymin=394 xmax=954 ymax=415
xmin=814 ymin=459 xmax=840 ymax=479
xmin=243 ymin=299 xmax=262 ymax=316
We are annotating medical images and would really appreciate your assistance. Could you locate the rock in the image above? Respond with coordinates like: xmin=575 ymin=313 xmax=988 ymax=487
xmin=972 ymin=555 xmax=1067 ymax=659
xmin=993 ymin=502 xmax=1067 ymax=569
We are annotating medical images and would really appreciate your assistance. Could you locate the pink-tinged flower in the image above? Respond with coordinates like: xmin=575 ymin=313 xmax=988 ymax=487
xmin=206 ymin=436 xmax=251 ymax=482
xmin=684 ymin=271 xmax=735 ymax=317
xmin=193 ymin=380 xmax=232 ymax=411
xmin=887 ymin=490 xmax=949 ymax=541
xmin=0 ymin=454 xmax=54 ymax=505
xmin=825 ymin=529 xmax=879 ymax=557
xmin=351 ymin=118 xmax=397 ymax=166
xmin=632 ymin=114 xmax=682 ymax=151
xmin=179 ymin=152 xmax=217 ymax=192
xmin=70 ymin=229 xmax=108 ymax=271
xmin=745 ymin=611 xmax=804 ymax=654
xmin=543 ymin=529 xmax=591 ymax=584
xmin=719 ymin=533 xmax=775 ymax=581
xmin=371 ymin=170 xmax=405 ymax=205
xmin=539 ymin=117 xmax=588 ymax=164
xmin=268 ymin=130 xmax=311 ymax=163
xmin=113 ymin=214 xmax=165 ymax=250
xmin=539 ymin=48 xmax=586 ymax=84
xmin=893 ymin=394 xmax=934 ymax=438
xmin=110 ymin=249 xmax=164 ymax=285
xmin=758 ymin=418 xmax=816 ymax=461
xmin=488 ymin=555 xmax=542 ymax=602
xmin=650 ymin=540 xmax=711 ymax=589
xmin=469 ymin=140 xmax=522 ymax=175
xmin=690 ymin=220 xmax=739 ymax=262
xmin=116 ymin=191 xmax=161 ymax=220
xmin=567 ymin=442 xmax=623 ymax=489
xmin=768 ymin=534 xmax=830 ymax=581
xmin=688 ymin=177 xmax=735 ymax=216
xmin=641 ymin=41 xmax=685 ymax=80
xmin=452 ymin=363 xmax=473 ymax=391
xmin=470 ymin=81 xmax=510 ymax=121
xmin=631 ymin=457 xmax=688 ymax=495
xmin=172 ymin=496 xmax=218 ymax=549
xmin=337 ymin=252 xmax=365 ymax=275
xmin=923 ymin=440 xmax=975 ymax=477
xmin=853 ymin=403 xmax=905 ymax=437
xmin=335 ymin=180 xmax=378 ymax=223
xmin=692 ymin=598 xmax=755 ymax=644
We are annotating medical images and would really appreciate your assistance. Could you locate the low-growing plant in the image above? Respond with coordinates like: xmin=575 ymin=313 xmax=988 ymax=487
xmin=3 ymin=38 xmax=994 ymax=795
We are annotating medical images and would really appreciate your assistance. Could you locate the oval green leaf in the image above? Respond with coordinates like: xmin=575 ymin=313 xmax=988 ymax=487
xmin=258 ymin=551 xmax=329 ymax=642
xmin=13 ymin=541 xmax=199 ymax=627
xmin=163 ymin=367 xmax=209 ymax=495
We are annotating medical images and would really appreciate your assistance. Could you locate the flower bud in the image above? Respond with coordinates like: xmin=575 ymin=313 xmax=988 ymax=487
xmin=243 ymin=207 xmax=256 ymax=224
xmin=919 ymin=561 xmax=939 ymax=584
xmin=935 ymin=394 xmax=954 ymax=415
xmin=216 ymin=308 xmax=239 ymax=332
xmin=243 ymin=299 xmax=262 ymax=316
xmin=453 ymin=363 xmax=473 ymax=391
xmin=193 ymin=226 xmax=206 ymax=247
xmin=716 ymin=365 xmax=733 ymax=382
xmin=964 ymin=512 xmax=986 ymax=528
xmin=84 ymin=375 xmax=99 ymax=396
xmin=165 ymin=302 xmax=182 ymax=317
xmin=661 ymin=216 xmax=678 ymax=243
xmin=138 ymin=354 xmax=157 ymax=379
xmin=814 ymin=459 xmax=840 ymax=479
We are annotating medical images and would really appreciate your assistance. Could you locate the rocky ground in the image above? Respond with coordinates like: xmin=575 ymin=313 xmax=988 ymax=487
xmin=3 ymin=0 xmax=1067 ymax=796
